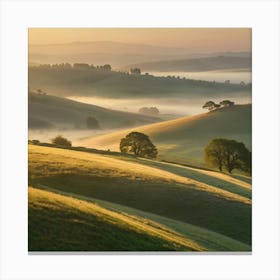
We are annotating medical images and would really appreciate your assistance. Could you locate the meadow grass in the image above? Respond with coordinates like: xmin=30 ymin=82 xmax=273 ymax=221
xmin=29 ymin=145 xmax=251 ymax=245
xmin=37 ymin=185 xmax=251 ymax=251
xmin=29 ymin=187 xmax=204 ymax=251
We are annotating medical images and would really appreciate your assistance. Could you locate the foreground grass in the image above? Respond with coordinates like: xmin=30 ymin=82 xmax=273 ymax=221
xmin=38 ymin=185 xmax=251 ymax=252
xmin=29 ymin=187 xmax=201 ymax=251
xmin=29 ymin=145 xmax=252 ymax=245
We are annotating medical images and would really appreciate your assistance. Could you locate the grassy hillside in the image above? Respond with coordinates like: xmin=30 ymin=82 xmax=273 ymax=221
xmin=126 ymin=56 xmax=251 ymax=72
xmin=28 ymin=66 xmax=251 ymax=99
xmin=28 ymin=92 xmax=161 ymax=129
xmin=29 ymin=144 xmax=251 ymax=246
xmin=29 ymin=187 xmax=201 ymax=251
xmin=77 ymin=104 xmax=252 ymax=167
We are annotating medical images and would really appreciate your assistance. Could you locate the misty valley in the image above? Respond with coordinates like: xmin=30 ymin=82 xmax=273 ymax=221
xmin=28 ymin=31 xmax=252 ymax=252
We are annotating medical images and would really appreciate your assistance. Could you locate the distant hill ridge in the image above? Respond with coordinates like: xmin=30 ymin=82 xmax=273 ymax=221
xmin=126 ymin=56 xmax=252 ymax=72
xmin=28 ymin=66 xmax=251 ymax=99
xmin=28 ymin=92 xmax=162 ymax=130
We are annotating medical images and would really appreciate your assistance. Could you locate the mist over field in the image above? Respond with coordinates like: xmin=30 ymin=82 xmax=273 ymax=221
xmin=68 ymin=95 xmax=251 ymax=115
xmin=149 ymin=70 xmax=251 ymax=84
xmin=28 ymin=29 xmax=252 ymax=252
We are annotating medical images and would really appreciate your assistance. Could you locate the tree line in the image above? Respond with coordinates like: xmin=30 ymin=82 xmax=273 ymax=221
xmin=203 ymin=100 xmax=235 ymax=111
xmin=33 ymin=132 xmax=251 ymax=175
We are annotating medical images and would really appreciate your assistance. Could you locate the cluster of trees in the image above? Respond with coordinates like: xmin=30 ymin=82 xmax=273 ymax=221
xmin=138 ymin=107 xmax=160 ymax=116
xmin=202 ymin=100 xmax=235 ymax=111
xmin=120 ymin=132 xmax=157 ymax=159
xmin=31 ymin=133 xmax=251 ymax=175
xmin=130 ymin=68 xmax=141 ymax=74
xmin=29 ymin=63 xmax=112 ymax=71
xmin=205 ymin=138 xmax=251 ymax=174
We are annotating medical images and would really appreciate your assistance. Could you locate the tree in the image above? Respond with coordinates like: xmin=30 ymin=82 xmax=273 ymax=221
xmin=130 ymin=68 xmax=141 ymax=74
xmin=51 ymin=135 xmax=72 ymax=147
xmin=102 ymin=64 xmax=112 ymax=71
xmin=86 ymin=116 xmax=101 ymax=129
xmin=202 ymin=101 xmax=220 ymax=111
xmin=205 ymin=138 xmax=251 ymax=173
xmin=120 ymin=132 xmax=157 ymax=158
xmin=219 ymin=100 xmax=235 ymax=107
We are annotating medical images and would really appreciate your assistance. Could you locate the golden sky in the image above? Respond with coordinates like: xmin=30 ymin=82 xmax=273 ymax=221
xmin=29 ymin=28 xmax=251 ymax=52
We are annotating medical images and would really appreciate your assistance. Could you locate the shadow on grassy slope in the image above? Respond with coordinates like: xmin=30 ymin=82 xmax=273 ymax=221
xmin=29 ymin=145 xmax=251 ymax=245
xmin=29 ymin=187 xmax=198 ymax=251
xmin=36 ymin=185 xmax=251 ymax=252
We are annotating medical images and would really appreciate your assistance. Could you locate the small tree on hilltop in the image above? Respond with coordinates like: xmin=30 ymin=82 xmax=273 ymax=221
xmin=120 ymin=132 xmax=157 ymax=158
xmin=202 ymin=101 xmax=220 ymax=111
xmin=51 ymin=135 xmax=72 ymax=147
xmin=219 ymin=100 xmax=235 ymax=107
xmin=205 ymin=138 xmax=251 ymax=173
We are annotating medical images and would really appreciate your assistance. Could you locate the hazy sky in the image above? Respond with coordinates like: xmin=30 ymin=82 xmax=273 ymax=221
xmin=29 ymin=28 xmax=251 ymax=52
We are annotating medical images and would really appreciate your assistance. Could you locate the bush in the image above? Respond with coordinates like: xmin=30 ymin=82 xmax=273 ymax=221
xmin=51 ymin=135 xmax=72 ymax=147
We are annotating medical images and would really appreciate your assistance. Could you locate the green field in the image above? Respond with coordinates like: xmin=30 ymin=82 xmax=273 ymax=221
xmin=77 ymin=104 xmax=252 ymax=167
xmin=28 ymin=144 xmax=251 ymax=251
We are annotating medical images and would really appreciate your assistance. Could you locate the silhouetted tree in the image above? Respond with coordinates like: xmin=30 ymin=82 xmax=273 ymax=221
xmin=102 ymin=64 xmax=112 ymax=71
xmin=86 ymin=116 xmax=101 ymax=129
xmin=120 ymin=132 xmax=157 ymax=158
xmin=130 ymin=68 xmax=141 ymax=74
xmin=51 ymin=135 xmax=72 ymax=147
xmin=205 ymin=138 xmax=251 ymax=173
xmin=219 ymin=100 xmax=235 ymax=107
xmin=202 ymin=101 xmax=220 ymax=111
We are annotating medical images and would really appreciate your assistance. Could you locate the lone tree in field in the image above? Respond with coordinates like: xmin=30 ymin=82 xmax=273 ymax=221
xmin=120 ymin=132 xmax=158 ymax=158
xmin=51 ymin=135 xmax=72 ymax=147
xmin=205 ymin=138 xmax=251 ymax=173
xmin=86 ymin=116 xmax=101 ymax=129
xmin=219 ymin=100 xmax=235 ymax=107
xmin=202 ymin=101 xmax=220 ymax=111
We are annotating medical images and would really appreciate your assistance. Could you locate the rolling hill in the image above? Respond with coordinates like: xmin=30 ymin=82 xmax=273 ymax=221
xmin=28 ymin=92 xmax=161 ymax=129
xmin=126 ymin=56 xmax=251 ymax=72
xmin=77 ymin=104 xmax=252 ymax=167
xmin=28 ymin=66 xmax=251 ymax=99
xmin=29 ymin=144 xmax=251 ymax=249
xmin=29 ymin=187 xmax=201 ymax=251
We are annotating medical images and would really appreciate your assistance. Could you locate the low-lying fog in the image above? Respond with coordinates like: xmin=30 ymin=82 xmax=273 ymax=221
xmin=149 ymin=70 xmax=251 ymax=84
xmin=68 ymin=96 xmax=252 ymax=116
xmin=28 ymin=129 xmax=112 ymax=144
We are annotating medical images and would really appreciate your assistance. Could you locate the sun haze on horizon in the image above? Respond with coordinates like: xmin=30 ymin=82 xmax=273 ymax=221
xmin=29 ymin=28 xmax=251 ymax=53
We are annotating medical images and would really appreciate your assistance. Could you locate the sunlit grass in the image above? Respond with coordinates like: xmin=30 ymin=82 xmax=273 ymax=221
xmin=29 ymin=144 xmax=252 ymax=245
xmin=29 ymin=187 xmax=202 ymax=251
